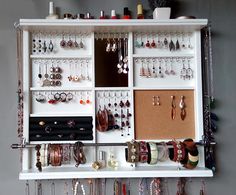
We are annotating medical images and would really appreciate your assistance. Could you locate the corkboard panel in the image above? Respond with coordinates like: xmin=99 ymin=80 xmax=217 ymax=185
xmin=134 ymin=90 xmax=195 ymax=140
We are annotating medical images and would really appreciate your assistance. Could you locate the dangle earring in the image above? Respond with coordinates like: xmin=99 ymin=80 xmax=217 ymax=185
xmin=170 ymin=58 xmax=176 ymax=75
xmin=152 ymin=58 xmax=157 ymax=78
xmin=164 ymin=58 xmax=169 ymax=75
xmin=145 ymin=34 xmax=151 ymax=48
xmin=60 ymin=33 xmax=67 ymax=48
xmin=139 ymin=58 xmax=145 ymax=77
xmin=158 ymin=58 xmax=164 ymax=78
xmin=151 ymin=33 xmax=156 ymax=48
xmin=176 ymin=32 xmax=180 ymax=51
xmin=48 ymin=34 xmax=54 ymax=52
xmin=134 ymin=33 xmax=141 ymax=48
xmin=79 ymin=92 xmax=85 ymax=105
xmin=171 ymin=95 xmax=176 ymax=120
xmin=186 ymin=58 xmax=193 ymax=79
xmin=179 ymin=95 xmax=186 ymax=120
xmin=67 ymin=34 xmax=74 ymax=48
xmin=112 ymin=37 xmax=117 ymax=52
xmin=180 ymin=58 xmax=187 ymax=80
xmin=74 ymin=34 xmax=79 ymax=48
xmin=79 ymin=34 xmax=84 ymax=48
xmin=146 ymin=59 xmax=151 ymax=78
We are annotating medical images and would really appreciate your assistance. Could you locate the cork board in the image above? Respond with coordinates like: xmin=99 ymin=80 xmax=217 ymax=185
xmin=134 ymin=90 xmax=195 ymax=140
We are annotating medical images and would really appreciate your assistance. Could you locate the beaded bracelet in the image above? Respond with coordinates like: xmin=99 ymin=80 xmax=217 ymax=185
xmin=139 ymin=141 xmax=149 ymax=163
xmin=35 ymin=144 xmax=42 ymax=172
xmin=126 ymin=140 xmax=140 ymax=163
xmin=169 ymin=140 xmax=186 ymax=162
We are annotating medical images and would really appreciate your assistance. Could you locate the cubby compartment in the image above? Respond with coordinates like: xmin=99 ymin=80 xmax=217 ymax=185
xmin=29 ymin=116 xmax=93 ymax=141
xmin=95 ymin=90 xmax=134 ymax=143
xmin=134 ymin=90 xmax=195 ymax=140
xmin=95 ymin=35 xmax=129 ymax=87
xmin=30 ymin=90 xmax=93 ymax=116
xmin=31 ymin=58 xmax=93 ymax=88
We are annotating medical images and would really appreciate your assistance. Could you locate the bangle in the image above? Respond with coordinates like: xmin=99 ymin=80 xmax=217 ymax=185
xmin=139 ymin=141 xmax=149 ymax=163
xmin=157 ymin=142 xmax=169 ymax=162
xmin=126 ymin=140 xmax=139 ymax=163
xmin=62 ymin=144 xmax=71 ymax=164
xmin=147 ymin=142 xmax=158 ymax=164
xmin=49 ymin=144 xmax=62 ymax=166
xmin=73 ymin=141 xmax=86 ymax=167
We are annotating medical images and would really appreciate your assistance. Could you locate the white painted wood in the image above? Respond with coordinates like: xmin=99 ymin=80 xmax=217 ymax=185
xmin=19 ymin=19 xmax=208 ymax=32
xmin=19 ymin=19 xmax=211 ymax=179
xmin=22 ymin=30 xmax=30 ymax=171
xmin=19 ymin=166 xmax=213 ymax=180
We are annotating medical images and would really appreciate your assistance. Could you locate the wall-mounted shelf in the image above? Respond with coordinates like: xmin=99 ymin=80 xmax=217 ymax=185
xmin=16 ymin=18 xmax=211 ymax=180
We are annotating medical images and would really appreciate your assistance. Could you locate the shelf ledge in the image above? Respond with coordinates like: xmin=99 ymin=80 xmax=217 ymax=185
xmin=19 ymin=166 xmax=213 ymax=180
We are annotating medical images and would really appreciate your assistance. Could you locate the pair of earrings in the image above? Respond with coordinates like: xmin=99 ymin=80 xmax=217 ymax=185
xmin=106 ymin=39 xmax=117 ymax=52
xmin=171 ymin=95 xmax=186 ymax=120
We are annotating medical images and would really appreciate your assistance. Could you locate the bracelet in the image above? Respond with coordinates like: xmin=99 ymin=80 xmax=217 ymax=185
xmin=139 ymin=141 xmax=149 ymax=163
xmin=49 ymin=144 xmax=62 ymax=166
xmin=62 ymin=144 xmax=71 ymax=164
xmin=73 ymin=142 xmax=86 ymax=167
xmin=147 ymin=142 xmax=158 ymax=164
xmin=35 ymin=144 xmax=42 ymax=172
xmin=126 ymin=140 xmax=140 ymax=163
xmin=169 ymin=140 xmax=186 ymax=162
xmin=157 ymin=142 xmax=169 ymax=162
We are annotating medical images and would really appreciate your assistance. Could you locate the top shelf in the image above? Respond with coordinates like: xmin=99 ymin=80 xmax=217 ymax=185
xmin=19 ymin=19 xmax=208 ymax=32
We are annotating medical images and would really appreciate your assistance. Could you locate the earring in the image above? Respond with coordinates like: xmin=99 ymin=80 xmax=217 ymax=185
xmin=171 ymin=95 xmax=176 ymax=120
xmin=60 ymin=34 xmax=66 ymax=48
xmin=179 ymin=95 xmax=186 ymax=120
xmin=49 ymin=40 xmax=54 ymax=52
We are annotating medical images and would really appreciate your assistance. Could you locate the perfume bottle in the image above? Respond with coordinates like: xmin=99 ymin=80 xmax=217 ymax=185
xmin=137 ymin=3 xmax=144 ymax=19
xmin=98 ymin=151 xmax=106 ymax=168
xmin=46 ymin=2 xmax=59 ymax=19
xmin=107 ymin=149 xmax=119 ymax=168
xmin=123 ymin=7 xmax=131 ymax=19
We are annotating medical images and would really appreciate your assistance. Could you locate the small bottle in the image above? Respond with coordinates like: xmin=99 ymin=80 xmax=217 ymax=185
xmin=111 ymin=10 xmax=117 ymax=19
xmin=100 ymin=11 xmax=106 ymax=19
xmin=46 ymin=2 xmax=59 ymax=19
xmin=137 ymin=3 xmax=144 ymax=19
xmin=98 ymin=151 xmax=106 ymax=168
xmin=123 ymin=7 xmax=131 ymax=19
xmin=107 ymin=149 xmax=119 ymax=169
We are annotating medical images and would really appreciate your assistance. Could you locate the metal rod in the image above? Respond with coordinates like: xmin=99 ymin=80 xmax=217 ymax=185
xmin=11 ymin=141 xmax=216 ymax=149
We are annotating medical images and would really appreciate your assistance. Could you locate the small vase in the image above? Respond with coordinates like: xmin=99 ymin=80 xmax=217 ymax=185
xmin=153 ymin=7 xmax=171 ymax=19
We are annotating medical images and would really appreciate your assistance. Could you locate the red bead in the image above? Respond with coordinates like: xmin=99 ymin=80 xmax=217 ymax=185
xmin=86 ymin=99 xmax=91 ymax=104
xmin=80 ymin=100 xmax=84 ymax=104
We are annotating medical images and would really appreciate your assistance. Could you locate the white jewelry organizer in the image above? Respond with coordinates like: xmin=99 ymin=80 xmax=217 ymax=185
xmin=18 ymin=19 xmax=213 ymax=180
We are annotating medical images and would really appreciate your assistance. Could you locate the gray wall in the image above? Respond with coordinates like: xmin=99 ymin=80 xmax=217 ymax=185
xmin=0 ymin=0 xmax=235 ymax=194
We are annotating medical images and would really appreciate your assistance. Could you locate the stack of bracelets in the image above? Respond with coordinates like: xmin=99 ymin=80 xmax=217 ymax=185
xmin=125 ymin=139 xmax=199 ymax=169
xmin=35 ymin=142 xmax=86 ymax=171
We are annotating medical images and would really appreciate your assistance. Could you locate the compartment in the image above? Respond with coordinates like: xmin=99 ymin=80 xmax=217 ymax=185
xmin=133 ymin=57 xmax=195 ymax=88
xmin=31 ymin=32 xmax=92 ymax=56
xmin=95 ymin=90 xmax=134 ymax=143
xmin=134 ymin=90 xmax=195 ymax=140
xmin=31 ymin=90 xmax=93 ymax=116
xmin=31 ymin=58 xmax=93 ymax=88
xmin=95 ymin=34 xmax=129 ymax=87
xmin=133 ymin=32 xmax=195 ymax=55
xmin=29 ymin=116 xmax=93 ymax=141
